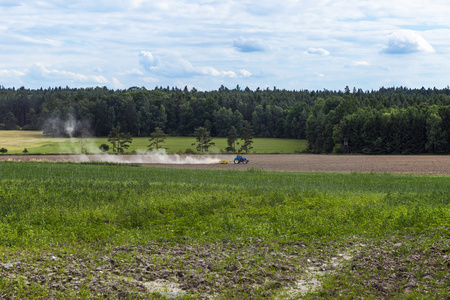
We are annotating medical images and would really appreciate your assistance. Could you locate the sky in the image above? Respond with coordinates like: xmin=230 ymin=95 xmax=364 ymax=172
xmin=1 ymin=0 xmax=450 ymax=92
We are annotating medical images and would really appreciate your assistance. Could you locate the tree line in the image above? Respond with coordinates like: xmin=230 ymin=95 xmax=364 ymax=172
xmin=1 ymin=85 xmax=450 ymax=154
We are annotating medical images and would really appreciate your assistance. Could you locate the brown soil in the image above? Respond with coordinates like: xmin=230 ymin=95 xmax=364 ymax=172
xmin=1 ymin=154 xmax=450 ymax=174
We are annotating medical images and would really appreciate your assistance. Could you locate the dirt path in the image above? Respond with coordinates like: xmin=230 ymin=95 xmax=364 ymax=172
xmin=1 ymin=154 xmax=450 ymax=175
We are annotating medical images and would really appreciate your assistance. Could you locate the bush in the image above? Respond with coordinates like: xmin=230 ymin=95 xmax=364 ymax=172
xmin=333 ymin=144 xmax=343 ymax=154
xmin=0 ymin=148 xmax=7 ymax=154
xmin=99 ymin=144 xmax=109 ymax=152
xmin=23 ymin=148 xmax=28 ymax=154
xmin=184 ymin=148 xmax=195 ymax=154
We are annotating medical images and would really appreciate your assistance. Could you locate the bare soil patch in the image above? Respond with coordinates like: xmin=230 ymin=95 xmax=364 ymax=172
xmin=2 ymin=238 xmax=448 ymax=299
xmin=1 ymin=154 xmax=449 ymax=174
xmin=0 ymin=239 xmax=313 ymax=299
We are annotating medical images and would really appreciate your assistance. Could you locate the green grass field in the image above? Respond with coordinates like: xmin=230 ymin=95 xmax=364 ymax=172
xmin=0 ymin=130 xmax=306 ymax=154
xmin=0 ymin=161 xmax=448 ymax=299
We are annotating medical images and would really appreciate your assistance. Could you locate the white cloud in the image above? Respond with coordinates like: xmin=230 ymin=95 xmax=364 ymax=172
xmin=383 ymin=30 xmax=435 ymax=54
xmin=19 ymin=36 xmax=61 ymax=46
xmin=239 ymin=69 xmax=252 ymax=77
xmin=0 ymin=69 xmax=26 ymax=77
xmin=305 ymin=48 xmax=330 ymax=56
xmin=139 ymin=51 xmax=235 ymax=78
xmin=223 ymin=71 xmax=237 ymax=78
xmin=352 ymin=61 xmax=370 ymax=66
xmin=123 ymin=68 xmax=144 ymax=76
xmin=201 ymin=67 xmax=236 ymax=78
xmin=139 ymin=51 xmax=196 ymax=77
xmin=28 ymin=63 xmax=108 ymax=84
xmin=138 ymin=51 xmax=157 ymax=69
xmin=233 ymin=37 xmax=267 ymax=52
xmin=111 ymin=77 xmax=124 ymax=89
xmin=1 ymin=1 xmax=450 ymax=91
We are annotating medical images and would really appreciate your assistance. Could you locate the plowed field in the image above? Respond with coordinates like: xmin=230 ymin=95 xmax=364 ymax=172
xmin=1 ymin=154 xmax=449 ymax=174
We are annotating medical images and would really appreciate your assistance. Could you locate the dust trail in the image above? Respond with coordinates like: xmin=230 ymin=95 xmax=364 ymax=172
xmin=74 ymin=151 xmax=222 ymax=165
xmin=42 ymin=114 xmax=222 ymax=164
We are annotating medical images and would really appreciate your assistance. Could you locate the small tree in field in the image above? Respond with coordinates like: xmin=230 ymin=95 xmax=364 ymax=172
xmin=148 ymin=127 xmax=167 ymax=151
xmin=226 ymin=126 xmax=238 ymax=152
xmin=107 ymin=126 xmax=133 ymax=153
xmin=80 ymin=128 xmax=88 ymax=154
xmin=193 ymin=127 xmax=215 ymax=153
xmin=0 ymin=148 xmax=7 ymax=154
xmin=239 ymin=121 xmax=254 ymax=153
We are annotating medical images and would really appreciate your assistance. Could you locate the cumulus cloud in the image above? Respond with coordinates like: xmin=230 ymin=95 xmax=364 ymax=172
xmin=112 ymin=77 xmax=124 ymax=89
xmin=239 ymin=69 xmax=252 ymax=77
xmin=2 ymin=0 xmax=450 ymax=91
xmin=0 ymin=69 xmax=26 ymax=77
xmin=28 ymin=64 xmax=108 ymax=84
xmin=139 ymin=51 xmax=196 ymax=77
xmin=383 ymin=30 xmax=435 ymax=54
xmin=139 ymin=51 xmax=157 ymax=69
xmin=139 ymin=51 xmax=236 ymax=78
xmin=305 ymin=48 xmax=330 ymax=56
xmin=352 ymin=61 xmax=370 ymax=66
xmin=202 ymin=68 xmax=236 ymax=78
xmin=233 ymin=37 xmax=267 ymax=52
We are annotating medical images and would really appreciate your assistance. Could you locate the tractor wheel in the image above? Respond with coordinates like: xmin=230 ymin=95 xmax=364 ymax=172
xmin=234 ymin=159 xmax=240 ymax=164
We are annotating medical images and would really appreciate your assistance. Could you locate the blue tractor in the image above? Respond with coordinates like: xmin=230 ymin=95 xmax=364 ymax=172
xmin=234 ymin=154 xmax=249 ymax=164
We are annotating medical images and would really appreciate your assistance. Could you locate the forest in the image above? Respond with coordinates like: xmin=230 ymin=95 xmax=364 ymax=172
xmin=1 ymin=85 xmax=450 ymax=154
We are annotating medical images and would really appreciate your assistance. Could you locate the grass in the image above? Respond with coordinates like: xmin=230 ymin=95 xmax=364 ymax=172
xmin=0 ymin=161 xmax=449 ymax=299
xmin=0 ymin=130 xmax=73 ymax=152
xmin=0 ymin=130 xmax=306 ymax=154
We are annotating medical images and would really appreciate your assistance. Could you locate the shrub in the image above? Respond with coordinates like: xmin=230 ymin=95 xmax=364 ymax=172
xmin=184 ymin=148 xmax=195 ymax=154
xmin=99 ymin=144 xmax=109 ymax=152
xmin=0 ymin=147 xmax=7 ymax=154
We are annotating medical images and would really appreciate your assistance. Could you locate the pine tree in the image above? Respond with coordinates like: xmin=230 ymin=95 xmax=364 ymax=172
xmin=107 ymin=126 xmax=133 ymax=153
xmin=148 ymin=127 xmax=167 ymax=151
xmin=193 ymin=127 xmax=215 ymax=153
xmin=239 ymin=121 xmax=254 ymax=153
xmin=226 ymin=126 xmax=238 ymax=152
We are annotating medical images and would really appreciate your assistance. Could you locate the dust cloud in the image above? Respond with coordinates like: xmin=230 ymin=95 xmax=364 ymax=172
xmin=74 ymin=151 xmax=221 ymax=165
xmin=42 ymin=115 xmax=221 ymax=165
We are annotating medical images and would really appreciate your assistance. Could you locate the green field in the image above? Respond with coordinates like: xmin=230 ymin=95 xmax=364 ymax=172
xmin=0 ymin=130 xmax=306 ymax=154
xmin=0 ymin=161 xmax=448 ymax=299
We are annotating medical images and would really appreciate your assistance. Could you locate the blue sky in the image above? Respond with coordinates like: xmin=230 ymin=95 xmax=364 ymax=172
xmin=1 ymin=0 xmax=449 ymax=91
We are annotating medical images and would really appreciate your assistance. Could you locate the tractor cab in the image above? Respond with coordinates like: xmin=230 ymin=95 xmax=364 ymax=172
xmin=234 ymin=154 xmax=249 ymax=164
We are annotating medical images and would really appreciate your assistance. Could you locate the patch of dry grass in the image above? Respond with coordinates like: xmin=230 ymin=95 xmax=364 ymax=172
xmin=0 ymin=131 xmax=71 ymax=151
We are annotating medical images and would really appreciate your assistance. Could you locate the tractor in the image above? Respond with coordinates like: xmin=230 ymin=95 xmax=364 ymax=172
xmin=234 ymin=154 xmax=249 ymax=164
